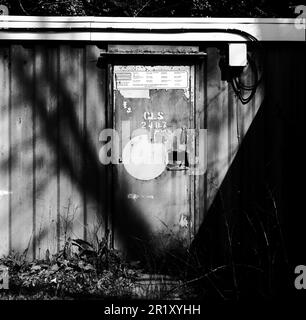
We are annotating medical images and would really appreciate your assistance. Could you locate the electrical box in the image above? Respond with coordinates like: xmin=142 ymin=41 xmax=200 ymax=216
xmin=229 ymin=43 xmax=247 ymax=67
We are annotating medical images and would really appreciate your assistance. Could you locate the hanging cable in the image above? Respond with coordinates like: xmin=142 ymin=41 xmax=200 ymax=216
xmin=230 ymin=53 xmax=262 ymax=105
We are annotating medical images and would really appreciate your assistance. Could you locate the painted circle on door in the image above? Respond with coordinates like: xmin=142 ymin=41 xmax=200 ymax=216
xmin=122 ymin=135 xmax=168 ymax=180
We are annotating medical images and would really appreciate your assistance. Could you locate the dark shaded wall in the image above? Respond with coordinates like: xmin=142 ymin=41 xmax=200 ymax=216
xmin=191 ymin=43 xmax=306 ymax=299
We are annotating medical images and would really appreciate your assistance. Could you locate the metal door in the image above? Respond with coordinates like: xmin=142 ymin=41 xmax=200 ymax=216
xmin=111 ymin=64 xmax=197 ymax=257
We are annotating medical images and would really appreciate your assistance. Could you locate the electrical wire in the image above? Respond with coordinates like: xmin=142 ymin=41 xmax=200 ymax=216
xmin=230 ymin=53 xmax=262 ymax=105
xmin=106 ymin=27 xmax=259 ymax=43
xmin=104 ymin=26 xmax=262 ymax=105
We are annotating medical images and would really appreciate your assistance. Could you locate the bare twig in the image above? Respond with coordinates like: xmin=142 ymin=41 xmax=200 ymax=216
xmin=134 ymin=0 xmax=152 ymax=17
xmin=165 ymin=264 xmax=263 ymax=299
xmin=266 ymin=185 xmax=288 ymax=264
xmin=223 ymin=212 xmax=239 ymax=299
xmin=18 ymin=0 xmax=30 ymax=15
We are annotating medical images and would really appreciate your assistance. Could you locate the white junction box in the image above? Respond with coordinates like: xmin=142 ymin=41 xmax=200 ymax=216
xmin=229 ymin=43 xmax=248 ymax=67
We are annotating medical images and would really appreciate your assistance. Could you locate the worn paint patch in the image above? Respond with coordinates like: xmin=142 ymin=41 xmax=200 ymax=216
xmin=183 ymin=88 xmax=190 ymax=99
xmin=0 ymin=190 xmax=12 ymax=197
xmin=119 ymin=89 xmax=150 ymax=99
xmin=179 ymin=214 xmax=188 ymax=228
xmin=127 ymin=193 xmax=154 ymax=201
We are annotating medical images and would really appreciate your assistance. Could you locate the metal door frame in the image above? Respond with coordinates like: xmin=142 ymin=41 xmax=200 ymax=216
xmin=104 ymin=54 xmax=206 ymax=248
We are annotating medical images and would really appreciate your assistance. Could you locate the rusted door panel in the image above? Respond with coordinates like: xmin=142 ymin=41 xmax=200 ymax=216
xmin=113 ymin=65 xmax=194 ymax=254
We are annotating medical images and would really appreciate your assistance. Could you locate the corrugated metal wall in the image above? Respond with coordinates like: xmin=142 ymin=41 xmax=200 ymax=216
xmin=190 ymin=44 xmax=306 ymax=294
xmin=0 ymin=43 xmax=264 ymax=259
xmin=0 ymin=44 xmax=107 ymax=259
xmin=205 ymin=47 xmax=264 ymax=210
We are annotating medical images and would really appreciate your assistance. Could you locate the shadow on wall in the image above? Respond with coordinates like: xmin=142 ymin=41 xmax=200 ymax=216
xmin=189 ymin=43 xmax=306 ymax=299
xmin=0 ymin=43 xmax=263 ymax=268
xmin=1 ymin=42 xmax=306 ymax=299
xmin=0 ymin=44 xmax=154 ymax=259
xmin=190 ymin=103 xmax=288 ymax=299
